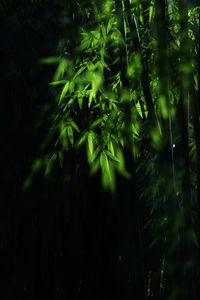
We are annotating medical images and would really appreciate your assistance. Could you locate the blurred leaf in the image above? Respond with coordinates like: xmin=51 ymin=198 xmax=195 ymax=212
xmin=90 ymin=147 xmax=101 ymax=163
xmin=90 ymin=117 xmax=104 ymax=129
xmin=100 ymin=151 xmax=109 ymax=172
xmin=49 ymin=80 xmax=67 ymax=86
xmin=67 ymin=126 xmax=73 ymax=145
xmin=88 ymin=133 xmax=94 ymax=155
xmin=39 ymin=57 xmax=60 ymax=64
xmin=90 ymin=158 xmax=100 ymax=175
xmin=45 ymin=153 xmax=57 ymax=176
xmin=104 ymin=150 xmax=120 ymax=162
xmin=107 ymin=17 xmax=114 ymax=33
xmin=32 ymin=158 xmax=42 ymax=172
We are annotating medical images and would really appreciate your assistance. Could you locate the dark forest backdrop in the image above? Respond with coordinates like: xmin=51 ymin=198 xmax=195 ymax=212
xmin=1 ymin=1 xmax=200 ymax=299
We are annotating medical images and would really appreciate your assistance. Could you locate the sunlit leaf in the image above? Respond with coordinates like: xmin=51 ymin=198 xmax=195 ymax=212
xmin=89 ymin=90 xmax=95 ymax=107
xmin=136 ymin=101 xmax=143 ymax=118
xmin=59 ymin=81 xmax=69 ymax=104
xmin=88 ymin=133 xmax=94 ymax=155
xmin=104 ymin=150 xmax=120 ymax=162
xmin=149 ymin=3 xmax=154 ymax=23
xmin=70 ymin=120 xmax=80 ymax=132
xmin=78 ymin=97 xmax=83 ymax=109
xmin=100 ymin=151 xmax=109 ymax=172
xmin=49 ymin=80 xmax=67 ymax=86
xmin=90 ymin=147 xmax=101 ymax=163
xmin=101 ymin=60 xmax=110 ymax=71
xmin=75 ymin=131 xmax=89 ymax=148
xmin=109 ymin=140 xmax=115 ymax=155
xmin=73 ymin=66 xmax=86 ymax=80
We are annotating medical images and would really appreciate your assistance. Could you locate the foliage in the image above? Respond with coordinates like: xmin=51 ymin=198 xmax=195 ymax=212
xmin=25 ymin=0 xmax=200 ymax=299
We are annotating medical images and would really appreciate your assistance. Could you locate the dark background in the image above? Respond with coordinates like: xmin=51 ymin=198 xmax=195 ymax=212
xmin=1 ymin=2 xmax=149 ymax=299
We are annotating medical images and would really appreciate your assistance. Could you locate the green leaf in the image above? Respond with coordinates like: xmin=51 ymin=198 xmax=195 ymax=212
xmin=60 ymin=123 xmax=68 ymax=149
xmin=22 ymin=177 xmax=33 ymax=191
xmin=69 ymin=81 xmax=75 ymax=93
xmin=149 ymin=3 xmax=154 ymax=23
xmin=90 ymin=147 xmax=100 ymax=163
xmin=104 ymin=150 xmax=120 ymax=163
xmin=73 ymin=66 xmax=86 ymax=80
xmin=107 ymin=18 xmax=113 ymax=33
xmin=115 ymin=148 xmax=131 ymax=179
xmin=120 ymin=137 xmax=124 ymax=147
xmin=100 ymin=152 xmax=109 ymax=172
xmin=101 ymin=60 xmax=110 ymax=71
xmin=78 ymin=97 xmax=83 ymax=109
xmin=59 ymin=81 xmax=69 ymax=104
xmin=90 ymin=117 xmax=104 ymax=129
xmin=88 ymin=133 xmax=94 ymax=155
xmin=109 ymin=140 xmax=115 ymax=155
xmin=32 ymin=158 xmax=42 ymax=172
xmin=39 ymin=57 xmax=60 ymax=64
xmin=89 ymin=90 xmax=95 ymax=107
xmin=136 ymin=101 xmax=143 ymax=118
xmin=49 ymin=80 xmax=67 ymax=86
xmin=90 ymin=158 xmax=100 ymax=175
xmin=75 ymin=131 xmax=89 ymax=148
xmin=67 ymin=126 xmax=74 ymax=145
xmin=45 ymin=153 xmax=57 ymax=176
xmin=100 ymin=152 xmax=115 ymax=193
xmin=70 ymin=120 xmax=80 ymax=132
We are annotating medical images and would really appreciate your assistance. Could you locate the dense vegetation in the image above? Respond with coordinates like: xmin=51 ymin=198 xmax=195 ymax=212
xmin=2 ymin=0 xmax=200 ymax=299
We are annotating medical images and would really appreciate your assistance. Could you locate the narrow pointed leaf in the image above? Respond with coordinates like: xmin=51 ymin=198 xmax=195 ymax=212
xmin=59 ymin=81 xmax=69 ymax=104
xmin=45 ymin=153 xmax=57 ymax=176
xmin=67 ymin=126 xmax=74 ymax=145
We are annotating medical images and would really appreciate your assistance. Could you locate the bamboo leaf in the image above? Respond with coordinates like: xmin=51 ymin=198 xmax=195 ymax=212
xmin=70 ymin=120 xmax=80 ymax=132
xmin=104 ymin=150 xmax=120 ymax=162
xmin=90 ymin=158 xmax=100 ymax=175
xmin=49 ymin=80 xmax=67 ymax=86
xmin=88 ymin=133 xmax=94 ymax=155
xmin=91 ymin=147 xmax=100 ymax=163
xmin=45 ymin=153 xmax=57 ymax=176
xmin=39 ymin=57 xmax=60 ymax=64
xmin=107 ymin=18 xmax=113 ymax=33
xmin=149 ymin=3 xmax=154 ymax=23
xmin=59 ymin=81 xmax=69 ymax=104
xmin=75 ymin=131 xmax=89 ymax=148
xmin=67 ymin=126 xmax=74 ymax=145
xmin=90 ymin=117 xmax=104 ymax=129
xmin=78 ymin=97 xmax=83 ymax=109
xmin=73 ymin=66 xmax=86 ymax=80
xmin=100 ymin=152 xmax=109 ymax=172
xmin=109 ymin=140 xmax=115 ymax=155
xmin=89 ymin=90 xmax=95 ymax=107
xmin=101 ymin=60 xmax=110 ymax=71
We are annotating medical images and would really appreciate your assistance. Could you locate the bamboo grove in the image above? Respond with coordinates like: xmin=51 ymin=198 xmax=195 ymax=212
xmin=26 ymin=0 xmax=200 ymax=299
